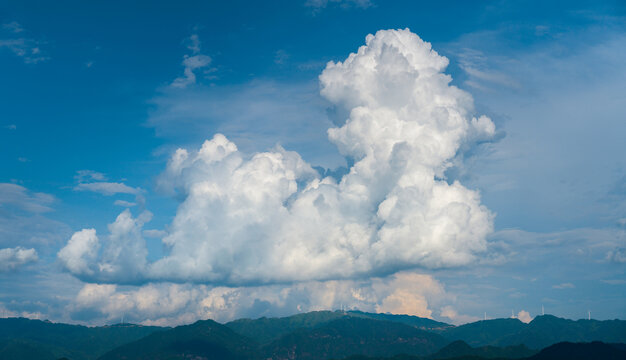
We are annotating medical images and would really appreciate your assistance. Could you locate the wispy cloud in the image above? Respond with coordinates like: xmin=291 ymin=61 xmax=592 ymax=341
xmin=305 ymin=0 xmax=373 ymax=13
xmin=0 ymin=183 xmax=55 ymax=213
xmin=2 ymin=21 xmax=24 ymax=33
xmin=552 ymin=282 xmax=575 ymax=289
xmin=171 ymin=33 xmax=213 ymax=88
xmin=74 ymin=182 xmax=142 ymax=196
xmin=113 ymin=199 xmax=137 ymax=207
xmin=457 ymin=48 xmax=521 ymax=91
xmin=0 ymin=22 xmax=49 ymax=63
xmin=74 ymin=170 xmax=107 ymax=183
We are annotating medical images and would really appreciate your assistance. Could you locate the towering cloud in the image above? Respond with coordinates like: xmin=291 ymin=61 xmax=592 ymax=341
xmin=59 ymin=29 xmax=495 ymax=286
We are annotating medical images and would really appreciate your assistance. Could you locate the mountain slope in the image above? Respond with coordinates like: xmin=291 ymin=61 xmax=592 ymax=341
xmin=347 ymin=311 xmax=453 ymax=331
xmin=430 ymin=340 xmax=536 ymax=359
xmin=527 ymin=341 xmax=626 ymax=360
xmin=0 ymin=318 xmax=163 ymax=360
xmin=99 ymin=319 xmax=257 ymax=360
xmin=262 ymin=317 xmax=449 ymax=360
xmin=226 ymin=310 xmax=452 ymax=344
xmin=226 ymin=310 xmax=348 ymax=344
xmin=440 ymin=319 xmax=526 ymax=347
xmin=496 ymin=315 xmax=626 ymax=349
xmin=0 ymin=339 xmax=58 ymax=360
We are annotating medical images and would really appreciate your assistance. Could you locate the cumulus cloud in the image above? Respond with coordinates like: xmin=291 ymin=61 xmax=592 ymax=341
xmin=0 ymin=247 xmax=38 ymax=272
xmin=516 ymin=310 xmax=532 ymax=323
xmin=0 ymin=303 xmax=44 ymax=320
xmin=61 ymin=29 xmax=495 ymax=286
xmin=58 ymin=210 xmax=151 ymax=283
xmin=440 ymin=305 xmax=480 ymax=325
xmin=372 ymin=273 xmax=445 ymax=318
xmin=67 ymin=271 xmax=457 ymax=326
xmin=58 ymin=229 xmax=100 ymax=275
xmin=171 ymin=34 xmax=213 ymax=88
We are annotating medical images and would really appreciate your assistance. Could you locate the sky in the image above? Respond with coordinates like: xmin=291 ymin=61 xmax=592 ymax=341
xmin=0 ymin=0 xmax=625 ymax=326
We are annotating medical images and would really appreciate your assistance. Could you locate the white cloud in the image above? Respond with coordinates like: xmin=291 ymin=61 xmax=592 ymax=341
xmin=516 ymin=309 xmax=532 ymax=323
xmin=0 ymin=303 xmax=44 ymax=320
xmin=372 ymin=273 xmax=444 ymax=318
xmin=440 ymin=305 xmax=480 ymax=325
xmin=57 ymin=229 xmax=100 ymax=276
xmin=58 ymin=210 xmax=151 ymax=283
xmin=0 ymin=247 xmax=38 ymax=272
xmin=61 ymin=29 xmax=495 ymax=286
xmin=74 ymin=182 xmax=142 ymax=196
xmin=171 ymin=34 xmax=212 ymax=88
xmin=67 ymin=271 xmax=456 ymax=326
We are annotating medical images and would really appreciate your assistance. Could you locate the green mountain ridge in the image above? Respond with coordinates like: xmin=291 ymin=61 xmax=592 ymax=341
xmin=1 ymin=311 xmax=625 ymax=360
xmin=0 ymin=317 xmax=164 ymax=360
xmin=439 ymin=314 xmax=626 ymax=349
xmin=99 ymin=319 xmax=257 ymax=360
xmin=262 ymin=317 xmax=448 ymax=360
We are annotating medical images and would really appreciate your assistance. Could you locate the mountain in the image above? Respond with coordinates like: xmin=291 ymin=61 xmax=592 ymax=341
xmin=526 ymin=341 xmax=626 ymax=360
xmin=439 ymin=315 xmax=626 ymax=349
xmin=99 ymin=319 xmax=257 ymax=360
xmin=440 ymin=319 xmax=527 ymax=347
xmin=226 ymin=310 xmax=452 ymax=344
xmin=263 ymin=317 xmax=449 ymax=360
xmin=337 ymin=342 xmax=626 ymax=360
xmin=226 ymin=310 xmax=348 ymax=344
xmin=496 ymin=315 xmax=626 ymax=349
xmin=429 ymin=340 xmax=536 ymax=359
xmin=347 ymin=311 xmax=453 ymax=331
xmin=0 ymin=339 xmax=58 ymax=360
xmin=0 ymin=317 xmax=164 ymax=360
xmin=2 ymin=312 xmax=626 ymax=360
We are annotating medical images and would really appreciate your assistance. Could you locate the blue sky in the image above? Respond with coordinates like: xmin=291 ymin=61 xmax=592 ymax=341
xmin=0 ymin=0 xmax=625 ymax=325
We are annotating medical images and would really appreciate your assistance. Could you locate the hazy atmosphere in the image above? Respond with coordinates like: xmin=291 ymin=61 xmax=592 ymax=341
xmin=1 ymin=0 xmax=625 ymax=327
